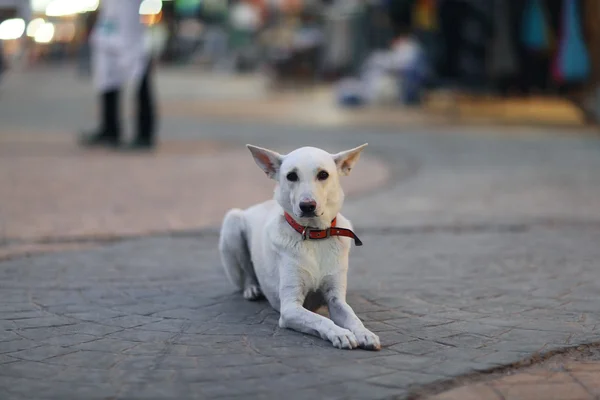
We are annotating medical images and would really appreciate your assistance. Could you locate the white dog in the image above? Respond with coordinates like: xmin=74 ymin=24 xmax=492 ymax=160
xmin=218 ymin=144 xmax=380 ymax=350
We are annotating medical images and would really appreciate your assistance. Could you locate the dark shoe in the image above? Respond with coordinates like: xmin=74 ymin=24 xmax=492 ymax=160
xmin=79 ymin=130 xmax=120 ymax=148
xmin=120 ymin=137 xmax=156 ymax=152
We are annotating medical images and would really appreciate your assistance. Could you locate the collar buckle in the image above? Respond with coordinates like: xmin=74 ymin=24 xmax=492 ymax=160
xmin=302 ymin=226 xmax=331 ymax=240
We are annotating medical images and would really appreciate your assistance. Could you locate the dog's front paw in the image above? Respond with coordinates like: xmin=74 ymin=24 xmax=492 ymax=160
xmin=243 ymin=285 xmax=263 ymax=301
xmin=328 ymin=328 xmax=358 ymax=350
xmin=353 ymin=329 xmax=381 ymax=351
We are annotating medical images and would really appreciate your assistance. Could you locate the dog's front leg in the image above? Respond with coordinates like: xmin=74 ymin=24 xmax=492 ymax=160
xmin=278 ymin=269 xmax=358 ymax=349
xmin=323 ymin=277 xmax=381 ymax=350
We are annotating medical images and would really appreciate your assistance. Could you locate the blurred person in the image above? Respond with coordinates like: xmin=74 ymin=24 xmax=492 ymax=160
xmin=0 ymin=40 xmax=4 ymax=84
xmin=79 ymin=0 xmax=157 ymax=150
xmin=173 ymin=0 xmax=202 ymax=63
xmin=228 ymin=0 xmax=261 ymax=72
xmin=391 ymin=28 xmax=428 ymax=105
xmin=77 ymin=10 xmax=98 ymax=77
xmin=199 ymin=0 xmax=229 ymax=69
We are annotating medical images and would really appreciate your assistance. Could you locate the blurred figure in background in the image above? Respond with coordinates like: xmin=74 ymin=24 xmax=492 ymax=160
xmin=199 ymin=0 xmax=230 ymax=70
xmin=0 ymin=39 xmax=4 ymax=84
xmin=77 ymin=10 xmax=98 ymax=77
xmin=228 ymin=0 xmax=262 ymax=72
xmin=80 ymin=0 xmax=157 ymax=150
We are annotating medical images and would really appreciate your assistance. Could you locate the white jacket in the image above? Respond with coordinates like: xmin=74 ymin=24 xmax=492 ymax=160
xmin=91 ymin=0 xmax=149 ymax=92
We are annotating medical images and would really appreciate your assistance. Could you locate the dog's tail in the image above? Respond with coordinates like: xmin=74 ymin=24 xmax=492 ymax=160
xmin=218 ymin=209 xmax=251 ymax=290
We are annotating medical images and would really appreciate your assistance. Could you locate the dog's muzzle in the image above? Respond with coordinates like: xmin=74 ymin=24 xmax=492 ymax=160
xmin=299 ymin=200 xmax=317 ymax=217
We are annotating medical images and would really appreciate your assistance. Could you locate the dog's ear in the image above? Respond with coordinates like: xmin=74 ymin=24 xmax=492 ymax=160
xmin=247 ymin=144 xmax=283 ymax=179
xmin=333 ymin=143 xmax=368 ymax=176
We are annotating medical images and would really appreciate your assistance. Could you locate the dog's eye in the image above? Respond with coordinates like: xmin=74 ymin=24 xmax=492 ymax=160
xmin=317 ymin=171 xmax=329 ymax=181
xmin=286 ymin=172 xmax=298 ymax=182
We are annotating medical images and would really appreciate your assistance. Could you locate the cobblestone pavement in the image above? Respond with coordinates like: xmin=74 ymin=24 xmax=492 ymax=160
xmin=1 ymin=226 xmax=600 ymax=399
xmin=2 ymin=67 xmax=600 ymax=399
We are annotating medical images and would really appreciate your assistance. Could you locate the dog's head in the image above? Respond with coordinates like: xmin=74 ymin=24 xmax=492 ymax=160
xmin=247 ymin=144 xmax=368 ymax=227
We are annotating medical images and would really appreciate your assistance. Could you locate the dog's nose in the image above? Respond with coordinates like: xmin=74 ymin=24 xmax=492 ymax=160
xmin=299 ymin=200 xmax=317 ymax=214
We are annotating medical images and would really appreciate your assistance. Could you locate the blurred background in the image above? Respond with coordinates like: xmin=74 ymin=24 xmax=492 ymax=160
xmin=1 ymin=0 xmax=600 ymax=254
xmin=0 ymin=0 xmax=598 ymax=124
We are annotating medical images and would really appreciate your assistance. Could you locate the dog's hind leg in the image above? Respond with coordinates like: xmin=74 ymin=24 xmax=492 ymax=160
xmin=218 ymin=209 xmax=263 ymax=301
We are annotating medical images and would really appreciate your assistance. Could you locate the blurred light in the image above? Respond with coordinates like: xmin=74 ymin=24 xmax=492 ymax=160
xmin=54 ymin=21 xmax=76 ymax=42
xmin=46 ymin=0 xmax=77 ymax=16
xmin=79 ymin=0 xmax=99 ymax=12
xmin=140 ymin=0 xmax=163 ymax=15
xmin=0 ymin=18 xmax=26 ymax=40
xmin=34 ymin=22 xmax=55 ymax=43
xmin=31 ymin=0 xmax=53 ymax=13
xmin=45 ymin=0 xmax=97 ymax=17
xmin=27 ymin=18 xmax=46 ymax=37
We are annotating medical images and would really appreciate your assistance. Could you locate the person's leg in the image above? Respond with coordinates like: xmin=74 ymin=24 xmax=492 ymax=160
xmin=80 ymin=49 xmax=122 ymax=147
xmin=129 ymin=60 xmax=156 ymax=149
xmin=79 ymin=88 xmax=121 ymax=147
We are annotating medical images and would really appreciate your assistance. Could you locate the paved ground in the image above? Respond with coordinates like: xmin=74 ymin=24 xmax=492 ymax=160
xmin=0 ymin=133 xmax=389 ymax=244
xmin=1 ymin=66 xmax=600 ymax=399
xmin=423 ymin=344 xmax=600 ymax=400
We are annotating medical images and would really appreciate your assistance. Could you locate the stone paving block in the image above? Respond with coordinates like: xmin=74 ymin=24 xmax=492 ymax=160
xmin=196 ymin=353 xmax=274 ymax=369
xmin=497 ymin=370 xmax=575 ymax=385
xmin=71 ymin=338 xmax=140 ymax=353
xmin=566 ymin=362 xmax=600 ymax=372
xmin=109 ymin=369 xmax=175 ymax=385
xmin=121 ymin=342 xmax=171 ymax=356
xmin=47 ymin=322 xmax=124 ymax=338
xmin=10 ymin=345 xmax=79 ymax=362
xmin=40 ymin=333 xmax=98 ymax=347
xmin=376 ymin=331 xmax=417 ymax=347
xmin=106 ymin=329 xmax=177 ymax=343
xmin=66 ymin=309 xmax=127 ymax=321
xmin=420 ymin=360 xmax=488 ymax=377
xmin=177 ymin=362 xmax=297 ymax=383
xmin=13 ymin=317 xmax=74 ymax=331
xmin=0 ymin=310 xmax=50 ymax=320
xmin=99 ymin=315 xmax=164 ymax=329
xmin=48 ymin=350 xmax=123 ymax=368
xmin=0 ymin=303 xmax=38 ymax=313
xmin=0 ymin=330 xmax=21 ymax=342
xmin=366 ymin=371 xmax=446 ymax=388
xmin=388 ymin=339 xmax=454 ymax=356
xmin=112 ymin=355 xmax=161 ymax=371
xmin=117 ymin=382 xmax=191 ymax=400
xmin=133 ymin=319 xmax=189 ymax=333
xmin=491 ymin=379 xmax=590 ymax=400
xmin=471 ymin=350 xmax=533 ymax=367
xmin=318 ymin=364 xmax=399 ymax=380
xmin=0 ymin=355 xmax=17 ymax=364
xmin=44 ymin=383 xmax=118 ymax=400
xmin=0 ymin=377 xmax=65 ymax=399
xmin=430 ymin=383 xmax=502 ymax=400
xmin=157 ymin=356 xmax=198 ymax=370
xmin=184 ymin=342 xmax=254 ymax=357
xmin=570 ymin=371 xmax=600 ymax=395
xmin=53 ymin=366 xmax=114 ymax=385
xmin=366 ymin=353 xmax=436 ymax=372
xmin=299 ymin=380 xmax=407 ymax=400
xmin=0 ymin=360 xmax=65 ymax=379
xmin=363 ymin=321 xmax=401 ymax=332
xmin=111 ymin=303 xmax=176 ymax=316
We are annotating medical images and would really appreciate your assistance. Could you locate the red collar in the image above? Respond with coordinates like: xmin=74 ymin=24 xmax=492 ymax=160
xmin=284 ymin=212 xmax=363 ymax=246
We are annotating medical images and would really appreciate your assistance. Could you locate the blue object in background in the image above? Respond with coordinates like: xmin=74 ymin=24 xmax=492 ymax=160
xmin=522 ymin=0 xmax=550 ymax=51
xmin=554 ymin=0 xmax=590 ymax=82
